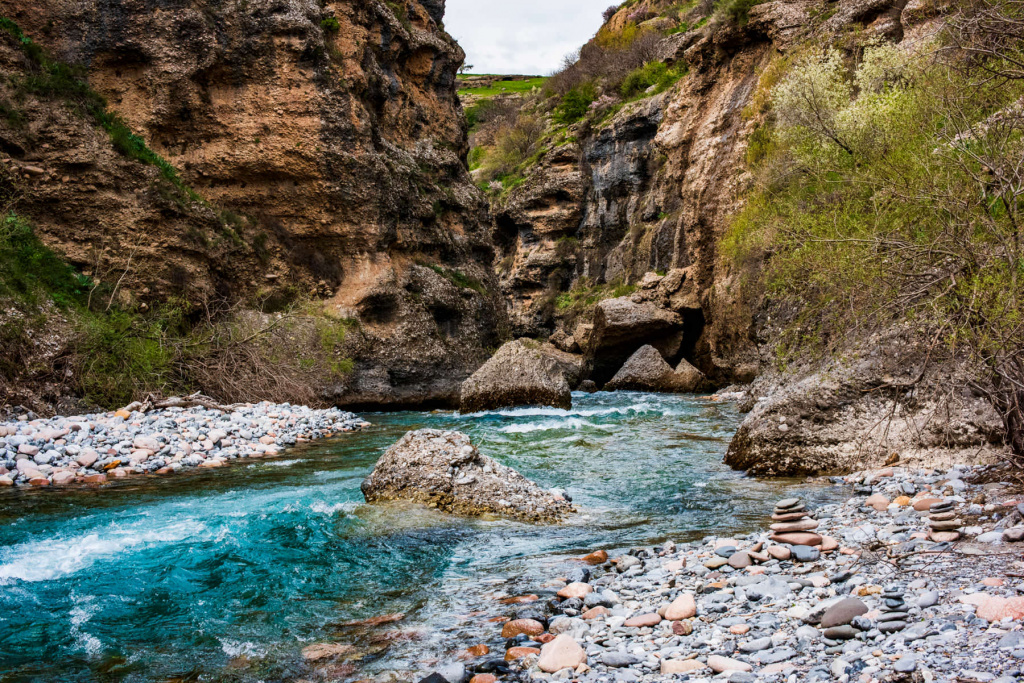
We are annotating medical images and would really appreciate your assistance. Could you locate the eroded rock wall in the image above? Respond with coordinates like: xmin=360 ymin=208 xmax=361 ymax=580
xmin=0 ymin=0 xmax=506 ymax=408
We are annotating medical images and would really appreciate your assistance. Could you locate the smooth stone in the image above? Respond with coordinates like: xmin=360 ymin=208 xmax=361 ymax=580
xmin=823 ymin=625 xmax=860 ymax=640
xmin=928 ymin=520 xmax=962 ymax=531
xmin=664 ymin=593 xmax=696 ymax=620
xmin=776 ymin=498 xmax=802 ymax=509
xmin=865 ymin=494 xmax=890 ymax=511
xmin=661 ymin=659 xmax=707 ymax=674
xmin=581 ymin=606 xmax=610 ymax=620
xmin=705 ymin=556 xmax=729 ymax=569
xmin=894 ymin=656 xmax=918 ymax=673
xmin=878 ymin=620 xmax=907 ymax=633
xmin=771 ymin=511 xmax=809 ymax=522
xmin=728 ymin=551 xmax=753 ymax=569
xmin=918 ymin=591 xmax=940 ymax=608
xmin=770 ymin=532 xmax=822 ymax=547
xmin=623 ymin=613 xmax=661 ymax=627
xmin=913 ymin=498 xmax=943 ymax=511
xmin=1004 ymin=528 xmax=1024 ymax=543
xmin=556 ymin=582 xmax=592 ymax=600
xmin=791 ymin=546 xmax=820 ymax=562
xmin=536 ymin=634 xmax=586 ymax=673
xmin=582 ymin=550 xmax=608 ymax=565
xmin=770 ymin=519 xmax=819 ymax=532
xmin=707 ymin=655 xmax=752 ymax=673
xmin=504 ymin=647 xmax=540 ymax=662
xmin=767 ymin=546 xmax=791 ymax=561
xmin=671 ymin=620 xmax=693 ymax=636
xmin=820 ymin=599 xmax=869 ymax=628
xmin=501 ymin=619 xmax=544 ymax=638
xmin=601 ymin=652 xmax=638 ymax=668
xmin=739 ymin=637 xmax=772 ymax=652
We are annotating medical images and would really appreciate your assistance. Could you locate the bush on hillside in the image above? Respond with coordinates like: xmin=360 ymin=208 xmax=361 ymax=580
xmin=727 ymin=36 xmax=1024 ymax=460
xmin=620 ymin=61 xmax=686 ymax=98
xmin=554 ymin=83 xmax=598 ymax=124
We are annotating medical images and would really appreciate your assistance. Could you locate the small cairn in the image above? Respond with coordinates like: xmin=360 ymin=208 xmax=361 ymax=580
xmin=769 ymin=498 xmax=823 ymax=562
xmin=927 ymin=499 xmax=962 ymax=542
xmin=877 ymin=583 xmax=909 ymax=633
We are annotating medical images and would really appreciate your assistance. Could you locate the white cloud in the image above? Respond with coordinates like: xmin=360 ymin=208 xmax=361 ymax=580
xmin=444 ymin=0 xmax=612 ymax=75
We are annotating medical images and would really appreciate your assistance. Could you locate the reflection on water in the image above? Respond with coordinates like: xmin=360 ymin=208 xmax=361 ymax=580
xmin=0 ymin=392 xmax=840 ymax=682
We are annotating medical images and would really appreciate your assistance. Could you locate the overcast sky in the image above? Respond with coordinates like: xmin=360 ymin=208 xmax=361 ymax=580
xmin=445 ymin=0 xmax=612 ymax=76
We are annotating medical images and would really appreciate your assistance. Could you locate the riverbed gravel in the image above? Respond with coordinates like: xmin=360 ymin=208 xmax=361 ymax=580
xmin=0 ymin=402 xmax=369 ymax=487
xmin=455 ymin=462 xmax=1024 ymax=683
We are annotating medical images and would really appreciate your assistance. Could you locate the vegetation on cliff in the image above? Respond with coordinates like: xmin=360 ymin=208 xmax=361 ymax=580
xmin=725 ymin=0 xmax=1024 ymax=458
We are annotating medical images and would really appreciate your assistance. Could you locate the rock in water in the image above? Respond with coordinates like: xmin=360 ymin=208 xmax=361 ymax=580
xmin=361 ymin=430 xmax=574 ymax=522
xmin=459 ymin=340 xmax=579 ymax=412
xmin=604 ymin=345 xmax=707 ymax=393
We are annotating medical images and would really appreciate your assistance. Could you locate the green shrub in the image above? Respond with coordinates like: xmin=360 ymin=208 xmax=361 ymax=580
xmin=619 ymin=62 xmax=686 ymax=98
xmin=320 ymin=17 xmax=340 ymax=32
xmin=554 ymin=83 xmax=598 ymax=124
xmin=717 ymin=0 xmax=763 ymax=25
xmin=0 ymin=213 xmax=91 ymax=307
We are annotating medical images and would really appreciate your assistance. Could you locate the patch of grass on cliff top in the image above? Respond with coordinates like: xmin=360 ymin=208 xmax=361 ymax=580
xmin=458 ymin=77 xmax=548 ymax=98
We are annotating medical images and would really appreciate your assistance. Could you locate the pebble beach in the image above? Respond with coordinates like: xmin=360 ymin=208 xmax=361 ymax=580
xmin=454 ymin=463 xmax=1024 ymax=683
xmin=0 ymin=403 xmax=369 ymax=487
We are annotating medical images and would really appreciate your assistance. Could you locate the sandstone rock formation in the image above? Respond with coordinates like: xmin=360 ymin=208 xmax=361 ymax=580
xmin=459 ymin=339 xmax=583 ymax=412
xmin=605 ymin=345 xmax=707 ymax=393
xmin=361 ymin=429 xmax=574 ymax=522
xmin=0 ymin=0 xmax=505 ymax=409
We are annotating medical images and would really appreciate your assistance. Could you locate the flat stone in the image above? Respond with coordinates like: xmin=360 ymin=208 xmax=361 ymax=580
xmin=930 ymin=531 xmax=960 ymax=542
xmin=557 ymin=582 xmax=592 ymax=600
xmin=776 ymin=498 xmax=801 ymax=509
xmin=623 ymin=613 xmax=661 ymax=628
xmin=771 ymin=511 xmax=809 ymax=522
xmin=823 ymin=625 xmax=859 ymax=640
xmin=913 ymin=498 xmax=943 ymax=511
xmin=770 ymin=519 xmax=819 ymax=532
xmin=705 ymin=556 xmax=729 ymax=569
xmin=878 ymin=620 xmax=907 ymax=633
xmin=791 ymin=546 xmax=820 ymax=562
xmin=766 ymin=546 xmax=791 ymax=561
xmin=928 ymin=519 xmax=962 ymax=531
xmin=536 ymin=634 xmax=585 ymax=673
xmin=661 ymin=659 xmax=707 ymax=674
xmin=865 ymin=494 xmax=890 ymax=511
xmin=769 ymin=532 xmax=822 ymax=547
xmin=707 ymin=655 xmax=752 ymax=673
xmin=728 ymin=551 xmax=753 ymax=569
xmin=820 ymin=598 xmax=869 ymax=628
xmin=1005 ymin=528 xmax=1024 ymax=543
xmin=581 ymin=606 xmax=610 ymax=620
xmin=601 ymin=652 xmax=638 ymax=668
xmin=582 ymin=550 xmax=608 ymax=565
xmin=501 ymin=619 xmax=544 ymax=638
xmin=504 ymin=646 xmax=540 ymax=662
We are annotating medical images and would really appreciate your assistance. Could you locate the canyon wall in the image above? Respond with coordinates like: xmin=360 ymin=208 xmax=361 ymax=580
xmin=487 ymin=0 xmax=1010 ymax=472
xmin=0 ymin=0 xmax=506 ymax=408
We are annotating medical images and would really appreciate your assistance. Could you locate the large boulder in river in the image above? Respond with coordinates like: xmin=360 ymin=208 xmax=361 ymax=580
xmin=605 ymin=345 xmax=707 ymax=393
xmin=361 ymin=429 xmax=574 ymax=522
xmin=460 ymin=339 xmax=581 ymax=412
xmin=589 ymin=298 xmax=683 ymax=384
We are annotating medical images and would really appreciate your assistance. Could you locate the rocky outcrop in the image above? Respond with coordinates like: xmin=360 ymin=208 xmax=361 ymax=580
xmin=459 ymin=339 xmax=582 ymax=412
xmin=0 ymin=0 xmax=506 ymax=409
xmin=725 ymin=331 xmax=1009 ymax=475
xmin=361 ymin=429 xmax=574 ymax=522
xmin=605 ymin=345 xmax=707 ymax=393
xmin=492 ymin=143 xmax=586 ymax=337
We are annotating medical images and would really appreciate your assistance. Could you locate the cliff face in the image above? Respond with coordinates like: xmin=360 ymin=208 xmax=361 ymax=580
xmin=0 ymin=0 xmax=506 ymax=409
xmin=485 ymin=0 xmax=1010 ymax=472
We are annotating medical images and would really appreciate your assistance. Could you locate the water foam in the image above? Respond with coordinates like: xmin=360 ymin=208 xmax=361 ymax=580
xmin=0 ymin=520 xmax=206 ymax=584
xmin=309 ymin=500 xmax=357 ymax=515
xmin=499 ymin=418 xmax=602 ymax=433
xmin=469 ymin=402 xmax=661 ymax=419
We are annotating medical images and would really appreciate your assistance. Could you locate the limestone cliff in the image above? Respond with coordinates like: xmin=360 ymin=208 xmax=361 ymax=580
xmin=0 ymin=0 xmax=506 ymax=409
xmin=480 ymin=0 xmax=1012 ymax=472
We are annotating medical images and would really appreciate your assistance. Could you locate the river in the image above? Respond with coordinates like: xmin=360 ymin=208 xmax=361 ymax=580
xmin=0 ymin=391 xmax=839 ymax=682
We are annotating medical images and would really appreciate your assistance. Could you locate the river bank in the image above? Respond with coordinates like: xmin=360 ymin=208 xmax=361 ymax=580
xmin=0 ymin=402 xmax=369 ymax=488
xmin=472 ymin=463 xmax=1024 ymax=683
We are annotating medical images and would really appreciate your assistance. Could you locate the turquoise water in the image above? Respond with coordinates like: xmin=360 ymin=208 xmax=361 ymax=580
xmin=0 ymin=392 xmax=836 ymax=682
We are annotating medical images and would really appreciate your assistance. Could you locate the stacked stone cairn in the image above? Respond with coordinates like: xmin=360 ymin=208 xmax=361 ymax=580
xmin=927 ymin=499 xmax=962 ymax=542
xmin=878 ymin=583 xmax=909 ymax=633
xmin=768 ymin=498 xmax=823 ymax=562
